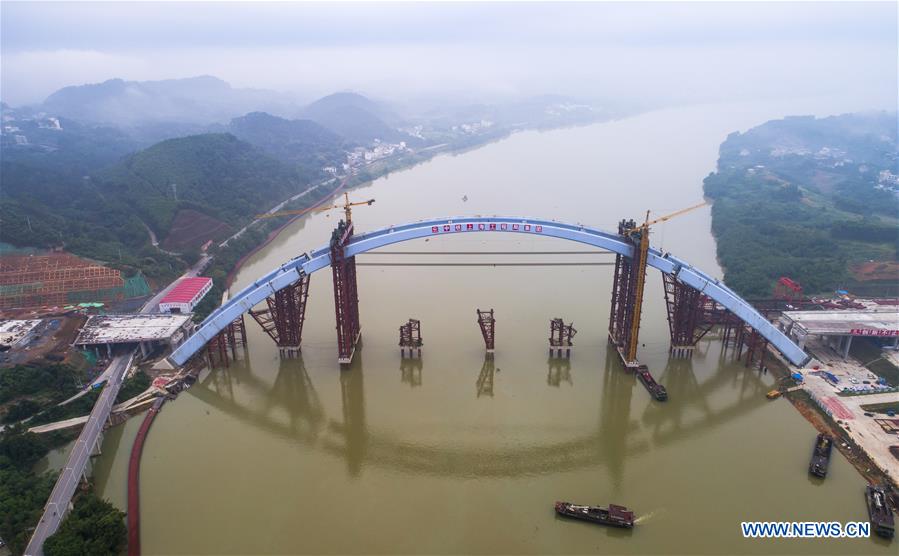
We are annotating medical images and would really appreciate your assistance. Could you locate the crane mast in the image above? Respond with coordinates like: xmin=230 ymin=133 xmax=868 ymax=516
xmin=618 ymin=202 xmax=707 ymax=365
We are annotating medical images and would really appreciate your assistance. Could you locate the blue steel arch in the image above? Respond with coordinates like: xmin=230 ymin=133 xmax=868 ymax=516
xmin=168 ymin=217 xmax=811 ymax=367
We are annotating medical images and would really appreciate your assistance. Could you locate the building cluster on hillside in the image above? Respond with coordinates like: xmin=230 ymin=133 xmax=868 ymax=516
xmin=344 ymin=140 xmax=408 ymax=168
xmin=768 ymin=145 xmax=854 ymax=168
xmin=1 ymin=110 xmax=63 ymax=148
xmin=451 ymin=120 xmax=494 ymax=135
xmin=399 ymin=125 xmax=425 ymax=139
xmin=544 ymin=103 xmax=594 ymax=116
xmin=876 ymin=170 xmax=899 ymax=193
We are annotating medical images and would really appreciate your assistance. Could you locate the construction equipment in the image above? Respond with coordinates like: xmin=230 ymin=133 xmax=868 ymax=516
xmin=618 ymin=202 xmax=707 ymax=364
xmin=257 ymin=193 xmax=375 ymax=224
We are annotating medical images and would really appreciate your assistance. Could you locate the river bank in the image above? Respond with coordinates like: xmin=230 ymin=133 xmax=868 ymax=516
xmin=96 ymin=101 xmax=893 ymax=555
xmin=217 ymin=115 xmax=615 ymax=292
xmin=766 ymin=352 xmax=897 ymax=490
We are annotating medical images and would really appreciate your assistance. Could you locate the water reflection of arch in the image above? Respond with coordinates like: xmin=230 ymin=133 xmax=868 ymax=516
xmin=639 ymin=346 xmax=770 ymax=447
xmin=191 ymin=353 xmax=648 ymax=480
xmin=189 ymin=349 xmax=767 ymax=482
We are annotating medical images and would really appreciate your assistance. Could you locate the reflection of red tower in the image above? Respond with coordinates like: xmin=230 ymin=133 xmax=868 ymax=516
xmin=774 ymin=277 xmax=803 ymax=304
xmin=331 ymin=220 xmax=361 ymax=364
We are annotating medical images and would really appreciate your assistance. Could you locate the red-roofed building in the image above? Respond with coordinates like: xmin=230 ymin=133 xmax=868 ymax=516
xmin=159 ymin=277 xmax=213 ymax=314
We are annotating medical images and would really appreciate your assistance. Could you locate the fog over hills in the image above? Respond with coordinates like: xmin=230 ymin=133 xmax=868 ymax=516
xmin=42 ymin=75 xmax=299 ymax=126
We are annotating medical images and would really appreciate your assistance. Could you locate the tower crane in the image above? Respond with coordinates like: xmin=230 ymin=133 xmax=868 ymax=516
xmin=257 ymin=193 xmax=375 ymax=224
xmin=620 ymin=201 xmax=707 ymax=363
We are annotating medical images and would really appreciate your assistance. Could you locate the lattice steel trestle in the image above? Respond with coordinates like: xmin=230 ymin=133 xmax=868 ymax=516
xmin=331 ymin=220 xmax=362 ymax=364
xmin=608 ymin=219 xmax=644 ymax=368
xmin=249 ymin=275 xmax=310 ymax=357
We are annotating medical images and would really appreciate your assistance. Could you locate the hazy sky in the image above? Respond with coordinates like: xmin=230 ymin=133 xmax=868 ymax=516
xmin=2 ymin=1 xmax=896 ymax=109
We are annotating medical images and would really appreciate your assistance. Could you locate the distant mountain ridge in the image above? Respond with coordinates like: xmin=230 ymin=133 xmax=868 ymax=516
xmin=301 ymin=92 xmax=409 ymax=144
xmin=0 ymin=132 xmax=318 ymax=276
xmin=38 ymin=77 xmax=412 ymax=146
xmin=227 ymin=112 xmax=350 ymax=171
xmin=42 ymin=76 xmax=300 ymax=126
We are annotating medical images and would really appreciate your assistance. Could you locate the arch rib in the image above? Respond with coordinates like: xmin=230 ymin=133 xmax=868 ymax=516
xmin=168 ymin=217 xmax=810 ymax=367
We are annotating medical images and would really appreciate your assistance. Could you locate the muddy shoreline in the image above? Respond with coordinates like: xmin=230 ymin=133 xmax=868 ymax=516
xmin=767 ymin=352 xmax=897 ymax=491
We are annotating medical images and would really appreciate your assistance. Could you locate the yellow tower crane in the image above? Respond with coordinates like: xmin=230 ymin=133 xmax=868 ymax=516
xmin=257 ymin=193 xmax=375 ymax=224
xmin=621 ymin=201 xmax=707 ymax=363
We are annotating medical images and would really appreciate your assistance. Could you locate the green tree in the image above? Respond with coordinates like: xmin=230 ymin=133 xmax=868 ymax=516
xmin=44 ymin=493 xmax=126 ymax=556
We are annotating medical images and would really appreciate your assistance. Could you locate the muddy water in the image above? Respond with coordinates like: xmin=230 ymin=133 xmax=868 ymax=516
xmin=95 ymin=100 xmax=893 ymax=554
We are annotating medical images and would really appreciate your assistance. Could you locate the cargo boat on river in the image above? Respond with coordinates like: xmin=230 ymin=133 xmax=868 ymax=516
xmin=808 ymin=432 xmax=833 ymax=478
xmin=554 ymin=501 xmax=635 ymax=528
xmin=866 ymin=485 xmax=895 ymax=539
xmin=636 ymin=365 xmax=667 ymax=401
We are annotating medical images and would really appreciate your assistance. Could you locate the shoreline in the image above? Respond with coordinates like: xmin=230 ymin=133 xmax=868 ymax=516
xmin=224 ymin=176 xmax=350 ymax=289
xmin=219 ymin=117 xmax=613 ymax=291
xmin=766 ymin=350 xmax=897 ymax=490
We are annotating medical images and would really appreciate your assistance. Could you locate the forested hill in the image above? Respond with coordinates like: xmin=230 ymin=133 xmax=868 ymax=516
xmin=0 ymin=133 xmax=317 ymax=280
xmin=704 ymin=111 xmax=899 ymax=298
xmin=301 ymin=92 xmax=409 ymax=144
xmin=228 ymin=112 xmax=351 ymax=172
xmin=99 ymin=133 xmax=309 ymax=236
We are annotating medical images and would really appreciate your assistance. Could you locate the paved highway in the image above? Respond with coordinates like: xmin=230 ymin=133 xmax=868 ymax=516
xmin=24 ymin=352 xmax=134 ymax=556
xmin=24 ymin=253 xmax=212 ymax=555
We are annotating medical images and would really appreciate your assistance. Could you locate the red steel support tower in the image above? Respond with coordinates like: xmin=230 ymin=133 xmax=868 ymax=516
xmin=331 ymin=220 xmax=362 ymax=364
xmin=549 ymin=317 xmax=577 ymax=358
xmin=206 ymin=315 xmax=247 ymax=367
xmin=398 ymin=318 xmax=423 ymax=357
xmin=249 ymin=274 xmax=310 ymax=357
xmin=608 ymin=219 xmax=641 ymax=368
xmin=662 ymin=274 xmax=714 ymax=357
xmin=477 ymin=308 xmax=496 ymax=352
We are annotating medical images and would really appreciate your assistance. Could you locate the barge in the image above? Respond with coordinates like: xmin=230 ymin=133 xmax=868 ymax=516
xmin=636 ymin=365 xmax=667 ymax=401
xmin=554 ymin=501 xmax=635 ymax=528
xmin=866 ymin=485 xmax=895 ymax=539
xmin=808 ymin=433 xmax=833 ymax=478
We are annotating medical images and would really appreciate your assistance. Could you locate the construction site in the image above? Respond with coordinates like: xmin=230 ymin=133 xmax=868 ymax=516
xmin=0 ymin=252 xmax=151 ymax=315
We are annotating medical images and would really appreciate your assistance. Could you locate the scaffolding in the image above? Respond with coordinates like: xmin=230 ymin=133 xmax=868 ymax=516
xmin=206 ymin=315 xmax=248 ymax=368
xmin=548 ymin=317 xmax=577 ymax=357
xmin=477 ymin=308 xmax=495 ymax=352
xmin=331 ymin=220 xmax=362 ymax=365
xmin=0 ymin=253 xmax=149 ymax=309
xmin=398 ymin=318 xmax=423 ymax=357
xmin=249 ymin=275 xmax=310 ymax=357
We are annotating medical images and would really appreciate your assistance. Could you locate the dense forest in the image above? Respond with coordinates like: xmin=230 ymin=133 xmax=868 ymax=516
xmin=704 ymin=112 xmax=898 ymax=298
xmin=1 ymin=130 xmax=334 ymax=283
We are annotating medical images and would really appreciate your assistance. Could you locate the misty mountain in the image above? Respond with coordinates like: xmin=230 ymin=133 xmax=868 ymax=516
xmin=0 ymin=114 xmax=142 ymax=174
xmin=42 ymin=76 xmax=300 ymax=126
xmin=99 ymin=133 xmax=311 ymax=236
xmin=228 ymin=112 xmax=350 ymax=172
xmin=301 ymin=92 xmax=407 ymax=144
xmin=1 ymin=133 xmax=316 ymax=271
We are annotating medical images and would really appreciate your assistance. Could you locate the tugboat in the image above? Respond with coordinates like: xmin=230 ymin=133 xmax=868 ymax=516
xmin=808 ymin=433 xmax=833 ymax=478
xmin=554 ymin=501 xmax=635 ymax=529
xmin=636 ymin=365 xmax=668 ymax=401
xmin=866 ymin=485 xmax=895 ymax=539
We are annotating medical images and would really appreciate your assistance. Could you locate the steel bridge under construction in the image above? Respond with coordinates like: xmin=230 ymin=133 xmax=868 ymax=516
xmin=168 ymin=216 xmax=811 ymax=370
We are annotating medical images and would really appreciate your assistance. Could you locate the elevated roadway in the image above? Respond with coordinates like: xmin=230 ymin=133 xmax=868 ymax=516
xmin=24 ymin=352 xmax=134 ymax=556
xmin=25 ymin=252 xmax=211 ymax=555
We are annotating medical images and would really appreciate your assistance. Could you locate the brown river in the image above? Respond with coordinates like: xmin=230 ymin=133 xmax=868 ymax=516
xmin=88 ymin=101 xmax=893 ymax=554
